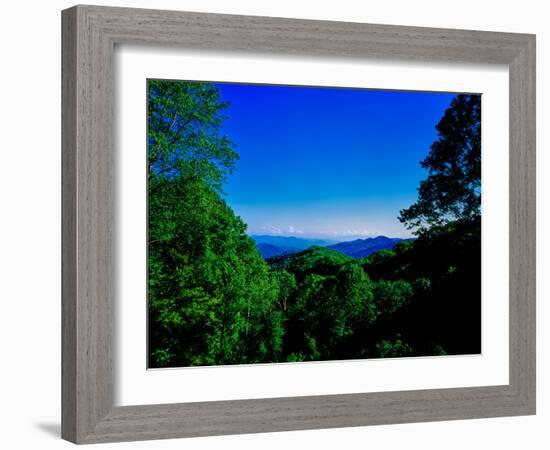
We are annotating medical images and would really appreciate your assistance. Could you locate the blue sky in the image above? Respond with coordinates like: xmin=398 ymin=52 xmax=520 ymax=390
xmin=215 ymin=82 xmax=455 ymax=239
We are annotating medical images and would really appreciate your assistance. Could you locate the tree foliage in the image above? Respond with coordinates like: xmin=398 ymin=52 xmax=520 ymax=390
xmin=147 ymin=79 xmax=238 ymax=190
xmin=148 ymin=80 xmax=281 ymax=367
xmin=399 ymin=95 xmax=481 ymax=234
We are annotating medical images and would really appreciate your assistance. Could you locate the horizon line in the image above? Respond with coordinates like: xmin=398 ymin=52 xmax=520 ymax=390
xmin=246 ymin=232 xmax=413 ymax=241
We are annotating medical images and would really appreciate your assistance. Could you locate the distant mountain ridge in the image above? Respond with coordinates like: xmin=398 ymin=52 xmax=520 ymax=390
xmin=256 ymin=243 xmax=294 ymax=259
xmin=251 ymin=234 xmax=410 ymax=259
xmin=328 ymin=236 xmax=410 ymax=258
xmin=251 ymin=235 xmax=333 ymax=258
xmin=251 ymin=235 xmax=332 ymax=249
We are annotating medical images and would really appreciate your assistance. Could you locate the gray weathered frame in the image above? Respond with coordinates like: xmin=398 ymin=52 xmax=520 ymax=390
xmin=62 ymin=4 xmax=536 ymax=444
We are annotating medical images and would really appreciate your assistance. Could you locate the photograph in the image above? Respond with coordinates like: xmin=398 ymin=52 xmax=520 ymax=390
xmin=146 ymin=79 xmax=482 ymax=369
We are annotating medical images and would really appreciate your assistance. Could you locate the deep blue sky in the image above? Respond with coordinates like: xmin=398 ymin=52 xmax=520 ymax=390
xmin=215 ymin=82 xmax=455 ymax=239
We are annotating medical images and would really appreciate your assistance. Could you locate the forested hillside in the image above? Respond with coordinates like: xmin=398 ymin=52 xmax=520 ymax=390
xmin=251 ymin=235 xmax=332 ymax=259
xmin=147 ymin=80 xmax=481 ymax=368
xmin=327 ymin=236 xmax=409 ymax=258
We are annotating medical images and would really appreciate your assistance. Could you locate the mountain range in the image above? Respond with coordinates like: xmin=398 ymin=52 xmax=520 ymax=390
xmin=251 ymin=235 xmax=410 ymax=259
xmin=328 ymin=236 xmax=409 ymax=258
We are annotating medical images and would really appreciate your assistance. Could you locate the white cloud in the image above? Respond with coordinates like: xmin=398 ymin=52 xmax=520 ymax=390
xmin=327 ymin=229 xmax=375 ymax=237
xmin=253 ymin=226 xmax=382 ymax=239
xmin=286 ymin=226 xmax=303 ymax=235
xmin=260 ymin=225 xmax=282 ymax=235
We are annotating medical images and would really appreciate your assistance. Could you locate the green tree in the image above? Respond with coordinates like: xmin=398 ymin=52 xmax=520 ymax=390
xmin=399 ymin=95 xmax=481 ymax=234
xmin=272 ymin=269 xmax=297 ymax=312
xmin=281 ymin=256 xmax=376 ymax=361
xmin=285 ymin=273 xmax=328 ymax=360
xmin=375 ymin=339 xmax=413 ymax=358
xmin=147 ymin=79 xmax=238 ymax=190
xmin=147 ymin=81 xmax=280 ymax=367
xmin=373 ymin=279 xmax=413 ymax=317
xmin=148 ymin=176 xmax=281 ymax=366
xmin=335 ymin=262 xmax=375 ymax=334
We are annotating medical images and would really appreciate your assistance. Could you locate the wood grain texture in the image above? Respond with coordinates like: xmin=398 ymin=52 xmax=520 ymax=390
xmin=61 ymin=7 xmax=77 ymax=443
xmin=62 ymin=5 xmax=114 ymax=442
xmin=61 ymin=4 xmax=536 ymax=444
xmin=508 ymin=37 xmax=536 ymax=407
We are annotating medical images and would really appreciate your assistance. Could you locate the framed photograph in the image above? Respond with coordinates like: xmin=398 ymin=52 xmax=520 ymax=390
xmin=62 ymin=5 xmax=536 ymax=444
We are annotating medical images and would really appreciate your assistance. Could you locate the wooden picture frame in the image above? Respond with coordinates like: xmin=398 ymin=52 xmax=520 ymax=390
xmin=62 ymin=5 xmax=536 ymax=444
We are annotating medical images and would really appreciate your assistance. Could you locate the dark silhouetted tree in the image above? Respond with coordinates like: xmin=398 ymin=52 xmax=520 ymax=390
xmin=399 ymin=95 xmax=481 ymax=234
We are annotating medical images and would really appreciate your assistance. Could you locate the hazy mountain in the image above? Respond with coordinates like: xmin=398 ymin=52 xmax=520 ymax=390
xmin=251 ymin=235 xmax=333 ymax=251
xmin=256 ymin=243 xmax=294 ymax=259
xmin=252 ymin=234 xmax=411 ymax=260
xmin=328 ymin=236 xmax=409 ymax=258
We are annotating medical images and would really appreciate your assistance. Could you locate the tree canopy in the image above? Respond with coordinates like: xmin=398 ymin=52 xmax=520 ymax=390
xmin=147 ymin=79 xmax=238 ymax=191
xmin=399 ymin=95 xmax=481 ymax=234
xmin=148 ymin=80 xmax=281 ymax=367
